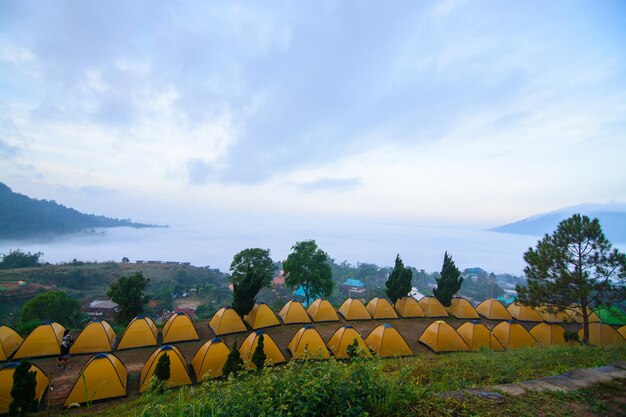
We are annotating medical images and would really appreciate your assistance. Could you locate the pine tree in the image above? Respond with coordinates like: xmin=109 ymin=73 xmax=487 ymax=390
xmin=251 ymin=334 xmax=266 ymax=371
xmin=385 ymin=254 xmax=413 ymax=303
xmin=230 ymin=248 xmax=275 ymax=316
xmin=9 ymin=361 xmax=37 ymax=417
xmin=433 ymin=252 xmax=463 ymax=307
xmin=223 ymin=341 xmax=244 ymax=377
xmin=154 ymin=353 xmax=171 ymax=382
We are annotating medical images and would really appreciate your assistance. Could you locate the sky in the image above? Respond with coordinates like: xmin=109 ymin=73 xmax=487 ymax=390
xmin=1 ymin=0 xmax=626 ymax=230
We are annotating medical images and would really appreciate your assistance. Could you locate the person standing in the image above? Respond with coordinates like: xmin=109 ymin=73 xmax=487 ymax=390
xmin=56 ymin=329 xmax=73 ymax=371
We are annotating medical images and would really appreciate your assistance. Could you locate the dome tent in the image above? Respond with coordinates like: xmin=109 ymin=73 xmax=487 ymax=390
xmin=191 ymin=338 xmax=231 ymax=381
xmin=209 ymin=306 xmax=247 ymax=336
xmin=288 ymin=326 xmax=331 ymax=360
xmin=13 ymin=321 xmax=64 ymax=359
xmin=70 ymin=320 xmax=116 ymax=355
xmin=420 ymin=321 xmax=471 ymax=352
xmin=162 ymin=312 xmax=199 ymax=343
xmin=116 ymin=316 xmax=158 ymax=350
xmin=337 ymin=298 xmax=372 ymax=321
xmin=507 ymin=302 xmax=543 ymax=322
xmin=417 ymin=297 xmax=449 ymax=317
xmin=326 ymin=325 xmax=371 ymax=359
xmin=307 ymin=299 xmax=340 ymax=322
xmin=278 ymin=299 xmax=312 ymax=324
xmin=244 ymin=303 xmax=281 ymax=330
xmin=366 ymin=298 xmax=399 ymax=319
xmin=529 ymin=323 xmax=568 ymax=346
xmin=476 ymin=299 xmax=512 ymax=321
xmin=239 ymin=331 xmax=286 ymax=369
xmin=0 ymin=362 xmax=49 ymax=414
xmin=139 ymin=345 xmax=192 ymax=393
xmin=456 ymin=321 xmax=503 ymax=351
xmin=64 ymin=353 xmax=127 ymax=406
xmin=365 ymin=324 xmax=413 ymax=357
xmin=492 ymin=321 xmax=537 ymax=349
xmin=579 ymin=323 xmax=624 ymax=347
xmin=0 ymin=325 xmax=23 ymax=361
xmin=394 ymin=297 xmax=425 ymax=318
xmin=445 ymin=297 xmax=479 ymax=319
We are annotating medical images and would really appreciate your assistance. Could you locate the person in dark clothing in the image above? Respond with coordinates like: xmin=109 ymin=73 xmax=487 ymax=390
xmin=56 ymin=329 xmax=73 ymax=371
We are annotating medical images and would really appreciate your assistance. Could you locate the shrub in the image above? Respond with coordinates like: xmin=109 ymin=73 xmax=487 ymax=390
xmin=10 ymin=361 xmax=37 ymax=416
xmin=223 ymin=341 xmax=243 ymax=377
xmin=564 ymin=330 xmax=580 ymax=343
xmin=251 ymin=334 xmax=266 ymax=371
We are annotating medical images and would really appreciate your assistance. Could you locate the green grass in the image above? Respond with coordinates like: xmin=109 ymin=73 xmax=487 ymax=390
xmin=59 ymin=344 xmax=626 ymax=417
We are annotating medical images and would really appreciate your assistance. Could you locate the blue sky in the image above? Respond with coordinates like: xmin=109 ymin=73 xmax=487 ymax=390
xmin=1 ymin=0 xmax=625 ymax=227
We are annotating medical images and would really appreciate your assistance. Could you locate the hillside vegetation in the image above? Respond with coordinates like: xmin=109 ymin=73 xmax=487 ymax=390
xmin=0 ymin=182 xmax=160 ymax=239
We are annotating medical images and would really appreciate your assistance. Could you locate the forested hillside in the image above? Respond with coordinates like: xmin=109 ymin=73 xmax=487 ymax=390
xmin=0 ymin=182 xmax=160 ymax=239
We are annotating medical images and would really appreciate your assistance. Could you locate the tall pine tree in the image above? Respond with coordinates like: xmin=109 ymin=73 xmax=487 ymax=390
xmin=251 ymin=334 xmax=266 ymax=371
xmin=433 ymin=252 xmax=463 ymax=307
xmin=385 ymin=254 xmax=413 ymax=303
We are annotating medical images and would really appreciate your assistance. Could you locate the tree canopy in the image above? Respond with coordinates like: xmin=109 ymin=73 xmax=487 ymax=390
xmin=107 ymin=272 xmax=150 ymax=325
xmin=516 ymin=214 xmax=626 ymax=343
xmin=229 ymin=248 xmax=275 ymax=316
xmin=433 ymin=252 xmax=463 ymax=307
xmin=283 ymin=240 xmax=333 ymax=306
xmin=19 ymin=290 xmax=81 ymax=326
xmin=385 ymin=254 xmax=413 ymax=303
xmin=0 ymin=249 xmax=43 ymax=270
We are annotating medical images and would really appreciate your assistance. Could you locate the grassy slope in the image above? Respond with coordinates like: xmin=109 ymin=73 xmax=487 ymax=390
xmin=54 ymin=344 xmax=626 ymax=417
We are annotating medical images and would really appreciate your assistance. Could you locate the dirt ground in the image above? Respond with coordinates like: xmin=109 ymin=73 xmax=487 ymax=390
xmin=26 ymin=315 xmax=583 ymax=411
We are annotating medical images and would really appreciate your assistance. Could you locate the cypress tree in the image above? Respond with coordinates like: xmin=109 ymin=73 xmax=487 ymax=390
xmin=433 ymin=252 xmax=464 ymax=307
xmin=223 ymin=341 xmax=243 ymax=377
xmin=9 ymin=361 xmax=37 ymax=417
xmin=154 ymin=353 xmax=171 ymax=382
xmin=385 ymin=255 xmax=413 ymax=303
xmin=251 ymin=334 xmax=266 ymax=371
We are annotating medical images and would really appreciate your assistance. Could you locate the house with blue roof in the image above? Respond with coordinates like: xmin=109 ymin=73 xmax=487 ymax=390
xmin=341 ymin=279 xmax=366 ymax=298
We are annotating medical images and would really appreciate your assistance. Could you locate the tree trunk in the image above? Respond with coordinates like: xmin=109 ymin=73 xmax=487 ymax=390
xmin=581 ymin=302 xmax=589 ymax=344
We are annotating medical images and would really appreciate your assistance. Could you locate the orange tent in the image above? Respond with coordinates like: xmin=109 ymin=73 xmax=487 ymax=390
xmin=326 ymin=326 xmax=371 ymax=359
xmin=445 ymin=298 xmax=479 ymax=319
xmin=394 ymin=297 xmax=425 ymax=318
xmin=366 ymin=298 xmax=398 ymax=319
xmin=209 ymin=306 xmax=247 ymax=335
xmin=244 ymin=303 xmax=281 ymax=330
xmin=579 ymin=323 xmax=624 ymax=347
xmin=307 ymin=299 xmax=340 ymax=322
xmin=529 ymin=323 xmax=568 ymax=346
xmin=278 ymin=300 xmax=312 ymax=324
xmin=288 ymin=326 xmax=331 ymax=359
xmin=507 ymin=302 xmax=542 ymax=322
xmin=456 ymin=321 xmax=503 ymax=351
xmin=337 ymin=298 xmax=372 ymax=320
xmin=365 ymin=324 xmax=413 ymax=357
xmin=475 ymin=299 xmax=512 ymax=321
xmin=418 ymin=297 xmax=449 ymax=317
xmin=536 ymin=306 xmax=570 ymax=323
xmin=492 ymin=321 xmax=537 ymax=349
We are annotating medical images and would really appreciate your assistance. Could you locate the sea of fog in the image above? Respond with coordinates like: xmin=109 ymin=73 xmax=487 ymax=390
xmin=0 ymin=220 xmax=560 ymax=275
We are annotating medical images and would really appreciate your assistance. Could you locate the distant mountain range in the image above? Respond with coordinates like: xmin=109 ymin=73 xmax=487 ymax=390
xmin=490 ymin=203 xmax=626 ymax=244
xmin=0 ymin=182 xmax=162 ymax=239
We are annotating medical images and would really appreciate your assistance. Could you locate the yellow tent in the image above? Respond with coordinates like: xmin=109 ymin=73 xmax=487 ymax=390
xmin=116 ymin=316 xmax=158 ymax=350
xmin=139 ymin=345 xmax=192 ymax=393
xmin=507 ymin=302 xmax=543 ymax=322
xmin=579 ymin=323 xmax=624 ymax=347
xmin=162 ymin=312 xmax=199 ymax=343
xmin=446 ymin=298 xmax=479 ymax=319
xmin=13 ymin=321 xmax=65 ymax=359
xmin=337 ymin=298 xmax=372 ymax=321
xmin=394 ymin=297 xmax=425 ymax=318
xmin=476 ymin=299 xmax=512 ymax=321
xmin=567 ymin=305 xmax=601 ymax=324
xmin=307 ymin=299 xmax=340 ymax=322
xmin=418 ymin=297 xmax=449 ymax=317
xmin=536 ymin=306 xmax=570 ymax=323
xmin=64 ymin=353 xmax=127 ymax=406
xmin=191 ymin=337 xmax=230 ymax=381
xmin=279 ymin=300 xmax=312 ymax=324
xmin=492 ymin=321 xmax=537 ymax=349
xmin=244 ymin=303 xmax=281 ymax=329
xmin=0 ymin=362 xmax=49 ymax=414
xmin=618 ymin=325 xmax=626 ymax=340
xmin=288 ymin=326 xmax=331 ymax=360
xmin=209 ymin=306 xmax=247 ymax=336
xmin=419 ymin=321 xmax=470 ymax=352
xmin=456 ymin=321 xmax=503 ymax=351
xmin=239 ymin=331 xmax=286 ymax=369
xmin=365 ymin=324 xmax=413 ymax=357
xmin=326 ymin=325 xmax=371 ymax=359
xmin=0 ymin=325 xmax=23 ymax=361
xmin=530 ymin=323 xmax=568 ymax=346
xmin=366 ymin=298 xmax=399 ymax=319
xmin=70 ymin=320 xmax=116 ymax=355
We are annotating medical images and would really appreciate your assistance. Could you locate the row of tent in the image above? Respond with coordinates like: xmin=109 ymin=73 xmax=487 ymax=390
xmin=208 ymin=297 xmax=616 ymax=336
xmin=2 ymin=320 xmax=625 ymax=413
xmin=1 ymin=297 xmax=621 ymax=361
xmin=0 ymin=312 xmax=198 ymax=361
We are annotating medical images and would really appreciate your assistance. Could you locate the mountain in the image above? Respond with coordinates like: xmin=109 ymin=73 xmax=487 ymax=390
xmin=0 ymin=182 xmax=162 ymax=239
xmin=490 ymin=203 xmax=626 ymax=244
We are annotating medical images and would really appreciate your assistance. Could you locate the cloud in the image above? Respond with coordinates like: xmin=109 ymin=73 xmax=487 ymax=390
xmin=78 ymin=185 xmax=117 ymax=196
xmin=298 ymin=177 xmax=362 ymax=192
